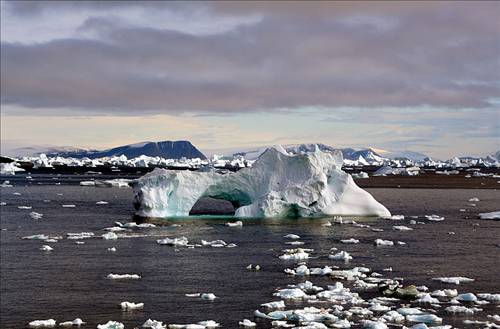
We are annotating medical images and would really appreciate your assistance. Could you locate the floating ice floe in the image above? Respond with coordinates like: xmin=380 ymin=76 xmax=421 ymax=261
xmin=273 ymin=288 xmax=307 ymax=300
xmin=284 ymin=234 xmax=301 ymax=239
xmin=431 ymin=289 xmax=458 ymax=298
xmin=478 ymin=211 xmax=500 ymax=220
xmin=432 ymin=277 xmax=474 ymax=285
xmin=226 ymin=221 xmax=243 ymax=227
xmin=186 ymin=293 xmax=217 ymax=300
xmin=0 ymin=162 xmax=25 ymax=175
xmin=477 ymin=293 xmax=500 ymax=302
xmin=120 ymin=301 xmax=144 ymax=310
xmin=261 ymin=300 xmax=285 ymax=309
xmin=425 ymin=215 xmax=444 ymax=221
xmin=102 ymin=232 xmax=118 ymax=240
xmin=455 ymin=292 xmax=478 ymax=302
xmin=80 ymin=179 xmax=133 ymax=188
xmin=61 ymin=204 xmax=76 ymax=208
xmin=66 ymin=232 xmax=94 ymax=239
xmin=58 ymin=318 xmax=85 ymax=327
xmin=352 ymin=171 xmax=369 ymax=179
xmin=167 ymin=320 xmax=220 ymax=328
xmin=374 ymin=239 xmax=394 ymax=246
xmin=142 ymin=319 xmax=166 ymax=329
xmin=329 ymin=251 xmax=353 ymax=261
xmin=18 ymin=205 xmax=32 ymax=209
xmin=246 ymin=264 xmax=261 ymax=271
xmin=468 ymin=197 xmax=480 ymax=202
xmin=132 ymin=146 xmax=390 ymax=218
xmin=28 ymin=319 xmax=56 ymax=328
xmin=393 ymin=225 xmax=413 ymax=231
xmin=108 ymin=247 xmax=116 ymax=252
xmin=279 ymin=248 xmax=310 ymax=261
xmin=361 ymin=320 xmax=388 ymax=329
xmin=417 ymin=293 xmax=440 ymax=304
xmin=97 ymin=321 xmax=124 ymax=329
xmin=96 ymin=201 xmax=109 ymax=205
xmin=340 ymin=238 xmax=359 ymax=244
xmin=406 ymin=314 xmax=442 ymax=324
xmin=40 ymin=245 xmax=53 ymax=251
xmin=239 ymin=319 xmax=256 ymax=327
xmin=107 ymin=273 xmax=141 ymax=280
xmin=29 ymin=211 xmax=44 ymax=219
xmin=445 ymin=305 xmax=482 ymax=314
xmin=157 ymin=236 xmax=189 ymax=246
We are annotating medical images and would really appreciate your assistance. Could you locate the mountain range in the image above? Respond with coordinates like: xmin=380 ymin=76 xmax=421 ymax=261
xmin=39 ymin=141 xmax=207 ymax=160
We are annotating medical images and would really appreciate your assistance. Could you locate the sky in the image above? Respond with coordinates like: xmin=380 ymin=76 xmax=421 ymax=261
xmin=1 ymin=1 xmax=499 ymax=158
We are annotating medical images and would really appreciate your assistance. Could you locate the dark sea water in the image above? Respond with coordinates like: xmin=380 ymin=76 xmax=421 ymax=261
xmin=1 ymin=174 xmax=499 ymax=328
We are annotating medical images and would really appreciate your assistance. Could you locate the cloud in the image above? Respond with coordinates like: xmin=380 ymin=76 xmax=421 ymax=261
xmin=1 ymin=1 xmax=499 ymax=115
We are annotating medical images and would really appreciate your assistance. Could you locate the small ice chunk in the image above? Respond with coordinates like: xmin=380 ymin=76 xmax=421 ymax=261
xmin=239 ymin=319 xmax=256 ymax=327
xmin=28 ymin=319 xmax=56 ymax=327
xmin=445 ymin=305 xmax=482 ymax=314
xmin=361 ymin=320 xmax=388 ymax=329
xmin=59 ymin=318 xmax=85 ymax=327
xmin=102 ymin=232 xmax=118 ymax=240
xmin=261 ymin=301 xmax=285 ymax=309
xmin=29 ymin=211 xmax=44 ymax=219
xmin=18 ymin=206 xmax=32 ymax=209
xmin=406 ymin=314 xmax=442 ymax=324
xmin=397 ymin=307 xmax=424 ymax=315
xmin=329 ymin=251 xmax=352 ymax=261
xmin=273 ymin=288 xmax=306 ymax=300
xmin=96 ymin=201 xmax=109 ymax=205
xmin=107 ymin=273 xmax=141 ymax=280
xmin=284 ymin=234 xmax=300 ymax=239
xmin=393 ymin=225 xmax=413 ymax=231
xmin=478 ymin=211 xmax=500 ymax=220
xmin=120 ymin=301 xmax=144 ymax=310
xmin=226 ymin=221 xmax=243 ymax=227
xmin=107 ymin=247 xmax=116 ymax=252
xmin=468 ymin=197 xmax=480 ymax=202
xmin=142 ymin=319 xmax=165 ymax=329
xmin=23 ymin=234 xmax=49 ymax=240
xmin=432 ymin=276 xmax=474 ymax=285
xmin=374 ymin=239 xmax=394 ymax=246
xmin=340 ymin=238 xmax=359 ymax=244
xmin=279 ymin=248 xmax=310 ymax=261
xmin=425 ymin=215 xmax=444 ymax=221
xmin=156 ymin=236 xmax=189 ymax=246
xmin=200 ymin=293 xmax=217 ymax=300
xmin=477 ymin=293 xmax=500 ymax=302
xmin=455 ymin=293 xmax=477 ymax=302
xmin=417 ymin=293 xmax=440 ymax=304
xmin=40 ymin=245 xmax=53 ymax=251
xmin=66 ymin=232 xmax=94 ymax=240
xmin=322 ymin=221 xmax=332 ymax=227
xmin=431 ymin=289 xmax=458 ymax=298
xmin=285 ymin=241 xmax=305 ymax=245
xmin=62 ymin=204 xmax=76 ymax=208
xmin=97 ymin=321 xmax=124 ymax=329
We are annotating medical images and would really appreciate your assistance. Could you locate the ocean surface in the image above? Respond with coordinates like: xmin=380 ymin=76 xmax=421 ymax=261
xmin=1 ymin=174 xmax=499 ymax=328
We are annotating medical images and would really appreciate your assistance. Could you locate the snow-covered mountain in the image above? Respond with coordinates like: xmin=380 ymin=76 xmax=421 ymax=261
xmin=45 ymin=141 xmax=206 ymax=160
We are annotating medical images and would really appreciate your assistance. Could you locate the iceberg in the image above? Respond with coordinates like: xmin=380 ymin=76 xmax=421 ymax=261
xmin=132 ymin=146 xmax=390 ymax=218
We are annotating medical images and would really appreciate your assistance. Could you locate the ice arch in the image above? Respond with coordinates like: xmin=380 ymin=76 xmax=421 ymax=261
xmin=132 ymin=146 xmax=391 ymax=218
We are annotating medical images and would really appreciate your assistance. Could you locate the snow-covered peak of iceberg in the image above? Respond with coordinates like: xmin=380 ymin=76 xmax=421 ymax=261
xmin=132 ymin=146 xmax=390 ymax=218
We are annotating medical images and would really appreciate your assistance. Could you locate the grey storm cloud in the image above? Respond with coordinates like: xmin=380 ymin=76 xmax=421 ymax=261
xmin=1 ymin=1 xmax=499 ymax=114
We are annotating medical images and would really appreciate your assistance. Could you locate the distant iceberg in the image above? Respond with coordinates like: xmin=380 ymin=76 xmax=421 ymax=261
xmin=132 ymin=145 xmax=391 ymax=218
